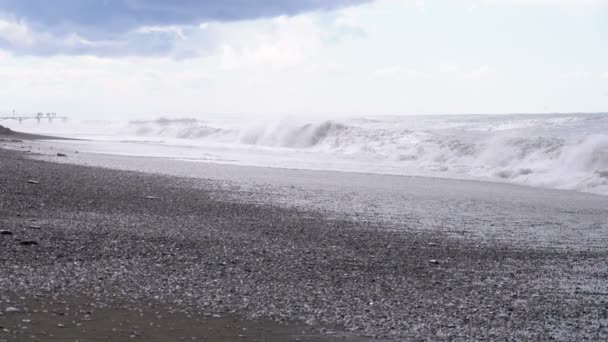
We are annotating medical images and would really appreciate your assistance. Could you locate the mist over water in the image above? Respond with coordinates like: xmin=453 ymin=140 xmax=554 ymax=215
xmin=5 ymin=113 xmax=608 ymax=195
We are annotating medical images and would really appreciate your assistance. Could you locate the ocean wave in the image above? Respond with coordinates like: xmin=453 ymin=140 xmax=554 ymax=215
xmin=125 ymin=114 xmax=608 ymax=195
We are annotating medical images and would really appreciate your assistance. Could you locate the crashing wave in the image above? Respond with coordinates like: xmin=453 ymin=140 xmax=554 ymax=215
xmin=124 ymin=114 xmax=608 ymax=195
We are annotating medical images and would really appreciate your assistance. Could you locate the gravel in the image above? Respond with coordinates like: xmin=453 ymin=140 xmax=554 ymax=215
xmin=1 ymin=147 xmax=608 ymax=341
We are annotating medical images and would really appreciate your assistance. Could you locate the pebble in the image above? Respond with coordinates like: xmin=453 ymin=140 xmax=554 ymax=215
xmin=19 ymin=240 xmax=39 ymax=246
xmin=4 ymin=307 xmax=20 ymax=313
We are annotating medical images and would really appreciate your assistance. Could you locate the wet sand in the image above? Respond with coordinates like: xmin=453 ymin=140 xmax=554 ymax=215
xmin=1 ymin=294 xmax=363 ymax=341
xmin=2 ymin=138 xmax=608 ymax=341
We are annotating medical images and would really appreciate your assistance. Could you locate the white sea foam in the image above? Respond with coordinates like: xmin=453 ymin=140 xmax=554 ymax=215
xmin=4 ymin=113 xmax=608 ymax=195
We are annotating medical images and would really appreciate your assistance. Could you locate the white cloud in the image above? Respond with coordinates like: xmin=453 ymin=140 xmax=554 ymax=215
xmin=439 ymin=64 xmax=497 ymax=80
xmin=0 ymin=17 xmax=34 ymax=46
xmin=0 ymin=53 xmax=220 ymax=119
xmin=1 ymin=0 xmax=605 ymax=118
xmin=480 ymin=0 xmax=608 ymax=7
xmin=0 ymin=16 xmax=216 ymax=57
xmin=0 ymin=16 xmax=127 ymax=55
xmin=382 ymin=0 xmax=428 ymax=10
xmin=560 ymin=71 xmax=608 ymax=80
xmin=328 ymin=6 xmax=367 ymax=40
xmin=0 ymin=49 xmax=10 ymax=60
xmin=469 ymin=65 xmax=496 ymax=80
xmin=374 ymin=66 xmax=431 ymax=80
xmin=333 ymin=6 xmax=365 ymax=29
xmin=0 ymin=3 xmax=367 ymax=59
xmin=374 ymin=64 xmax=497 ymax=81
xmin=559 ymin=71 xmax=592 ymax=80
xmin=215 ymin=15 xmax=324 ymax=70
xmin=135 ymin=25 xmax=187 ymax=40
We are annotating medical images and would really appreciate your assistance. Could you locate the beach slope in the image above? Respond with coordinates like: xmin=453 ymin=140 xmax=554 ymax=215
xmin=1 ymin=146 xmax=608 ymax=341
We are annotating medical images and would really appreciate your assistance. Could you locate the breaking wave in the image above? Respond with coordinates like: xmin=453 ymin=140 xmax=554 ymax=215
xmin=124 ymin=114 xmax=608 ymax=195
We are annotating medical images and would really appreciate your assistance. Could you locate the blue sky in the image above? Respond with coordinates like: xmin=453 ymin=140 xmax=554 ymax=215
xmin=0 ymin=0 xmax=606 ymax=118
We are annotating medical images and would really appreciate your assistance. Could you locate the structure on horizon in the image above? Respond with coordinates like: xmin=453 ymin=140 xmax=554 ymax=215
xmin=0 ymin=111 xmax=68 ymax=124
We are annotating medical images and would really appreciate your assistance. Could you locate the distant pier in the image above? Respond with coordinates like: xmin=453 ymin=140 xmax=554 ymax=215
xmin=0 ymin=112 xmax=68 ymax=124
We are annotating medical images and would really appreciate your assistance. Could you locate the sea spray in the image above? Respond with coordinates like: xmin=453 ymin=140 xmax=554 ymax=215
xmin=4 ymin=113 xmax=608 ymax=195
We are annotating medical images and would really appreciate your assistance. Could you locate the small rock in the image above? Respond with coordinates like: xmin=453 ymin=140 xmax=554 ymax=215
xmin=19 ymin=240 xmax=39 ymax=246
xmin=57 ymin=323 xmax=65 ymax=328
xmin=0 ymin=230 xmax=13 ymax=235
xmin=56 ymin=153 xmax=67 ymax=157
xmin=429 ymin=259 xmax=440 ymax=264
xmin=428 ymin=242 xmax=438 ymax=247
xmin=144 ymin=196 xmax=159 ymax=200
xmin=27 ymin=180 xmax=40 ymax=184
xmin=4 ymin=307 xmax=20 ymax=314
xmin=27 ymin=225 xmax=42 ymax=230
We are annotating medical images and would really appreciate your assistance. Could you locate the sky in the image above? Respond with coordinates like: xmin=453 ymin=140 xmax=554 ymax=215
xmin=0 ymin=0 xmax=607 ymax=119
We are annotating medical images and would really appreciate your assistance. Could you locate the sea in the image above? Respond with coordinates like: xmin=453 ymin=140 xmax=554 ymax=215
xmin=3 ymin=113 xmax=608 ymax=195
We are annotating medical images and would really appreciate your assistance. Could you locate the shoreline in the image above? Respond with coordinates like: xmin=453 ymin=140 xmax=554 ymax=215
xmin=2 ymin=142 xmax=608 ymax=340
xmin=5 ymin=136 xmax=608 ymax=201
xmin=0 ymin=124 xmax=608 ymax=197
xmin=4 ymin=138 xmax=607 ymax=250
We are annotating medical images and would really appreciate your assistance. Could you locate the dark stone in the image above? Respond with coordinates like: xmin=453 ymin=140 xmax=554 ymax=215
xmin=19 ymin=240 xmax=39 ymax=246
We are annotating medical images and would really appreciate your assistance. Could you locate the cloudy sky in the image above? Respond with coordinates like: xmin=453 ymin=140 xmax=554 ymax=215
xmin=0 ymin=0 xmax=606 ymax=119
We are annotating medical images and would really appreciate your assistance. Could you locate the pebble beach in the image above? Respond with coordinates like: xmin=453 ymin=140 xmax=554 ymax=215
xmin=2 ymin=134 xmax=608 ymax=341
